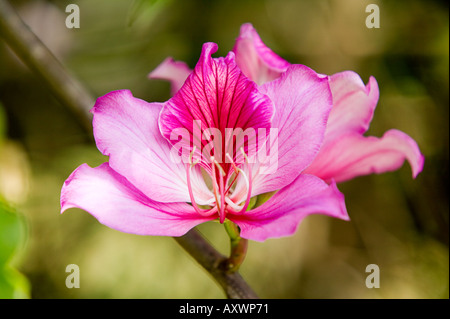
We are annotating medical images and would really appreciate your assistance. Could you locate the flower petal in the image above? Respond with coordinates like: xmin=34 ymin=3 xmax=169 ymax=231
xmin=233 ymin=23 xmax=290 ymax=85
xmin=61 ymin=163 xmax=215 ymax=236
xmin=325 ymin=71 xmax=379 ymax=140
xmin=159 ymin=42 xmax=274 ymax=168
xmin=148 ymin=57 xmax=192 ymax=96
xmin=92 ymin=90 xmax=213 ymax=204
xmin=304 ymin=129 xmax=425 ymax=183
xmin=229 ymin=174 xmax=348 ymax=242
xmin=231 ymin=64 xmax=332 ymax=199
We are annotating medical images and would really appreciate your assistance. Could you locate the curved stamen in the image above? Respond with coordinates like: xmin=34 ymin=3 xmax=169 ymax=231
xmin=226 ymin=153 xmax=239 ymax=174
xmin=189 ymin=145 xmax=200 ymax=166
xmin=225 ymin=196 xmax=243 ymax=211
xmin=186 ymin=149 xmax=215 ymax=217
xmin=210 ymin=156 xmax=221 ymax=212
xmin=235 ymin=149 xmax=253 ymax=214
xmin=213 ymin=158 xmax=226 ymax=223
xmin=224 ymin=153 xmax=240 ymax=195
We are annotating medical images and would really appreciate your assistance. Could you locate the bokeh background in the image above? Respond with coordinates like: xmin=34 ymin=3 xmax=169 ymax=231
xmin=0 ymin=0 xmax=448 ymax=298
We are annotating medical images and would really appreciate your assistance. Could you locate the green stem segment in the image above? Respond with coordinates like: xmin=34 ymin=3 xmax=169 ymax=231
xmin=223 ymin=220 xmax=248 ymax=273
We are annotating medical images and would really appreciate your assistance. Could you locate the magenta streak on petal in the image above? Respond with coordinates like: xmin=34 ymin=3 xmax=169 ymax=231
xmin=159 ymin=42 xmax=274 ymax=174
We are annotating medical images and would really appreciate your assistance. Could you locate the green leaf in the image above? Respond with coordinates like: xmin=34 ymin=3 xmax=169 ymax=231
xmin=0 ymin=198 xmax=30 ymax=298
xmin=0 ymin=265 xmax=30 ymax=299
xmin=0 ymin=200 xmax=22 ymax=264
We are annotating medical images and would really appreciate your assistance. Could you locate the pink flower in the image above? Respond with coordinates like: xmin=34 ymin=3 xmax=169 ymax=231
xmin=150 ymin=23 xmax=424 ymax=185
xmin=61 ymin=40 xmax=349 ymax=241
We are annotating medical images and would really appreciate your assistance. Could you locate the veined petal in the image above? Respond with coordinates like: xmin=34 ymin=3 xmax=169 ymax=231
xmin=92 ymin=90 xmax=213 ymax=204
xmin=233 ymin=23 xmax=290 ymax=85
xmin=231 ymin=64 xmax=332 ymax=199
xmin=148 ymin=57 xmax=192 ymax=96
xmin=229 ymin=174 xmax=348 ymax=242
xmin=325 ymin=71 xmax=379 ymax=140
xmin=304 ymin=129 xmax=425 ymax=183
xmin=61 ymin=163 xmax=215 ymax=236
xmin=159 ymin=42 xmax=274 ymax=168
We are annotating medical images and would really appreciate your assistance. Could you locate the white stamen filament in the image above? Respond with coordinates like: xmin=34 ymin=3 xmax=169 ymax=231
xmin=235 ymin=148 xmax=253 ymax=214
xmin=186 ymin=148 xmax=216 ymax=217
xmin=187 ymin=148 xmax=253 ymax=221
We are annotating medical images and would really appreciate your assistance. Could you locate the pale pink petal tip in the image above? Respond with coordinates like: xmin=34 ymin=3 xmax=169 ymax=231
xmin=148 ymin=57 xmax=192 ymax=95
xmin=326 ymin=71 xmax=380 ymax=138
xmin=237 ymin=23 xmax=290 ymax=71
xmin=392 ymin=129 xmax=425 ymax=178
xmin=305 ymin=129 xmax=425 ymax=183
xmin=233 ymin=23 xmax=289 ymax=84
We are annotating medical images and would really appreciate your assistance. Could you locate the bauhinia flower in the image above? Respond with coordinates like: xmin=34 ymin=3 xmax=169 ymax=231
xmin=61 ymin=24 xmax=423 ymax=245
xmin=60 ymin=50 xmax=347 ymax=241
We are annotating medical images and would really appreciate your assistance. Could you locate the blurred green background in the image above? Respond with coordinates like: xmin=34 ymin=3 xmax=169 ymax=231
xmin=0 ymin=0 xmax=448 ymax=298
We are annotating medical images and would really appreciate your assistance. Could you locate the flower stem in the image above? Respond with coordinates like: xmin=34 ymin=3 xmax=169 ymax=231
xmin=174 ymin=229 xmax=258 ymax=299
xmin=223 ymin=220 xmax=248 ymax=273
